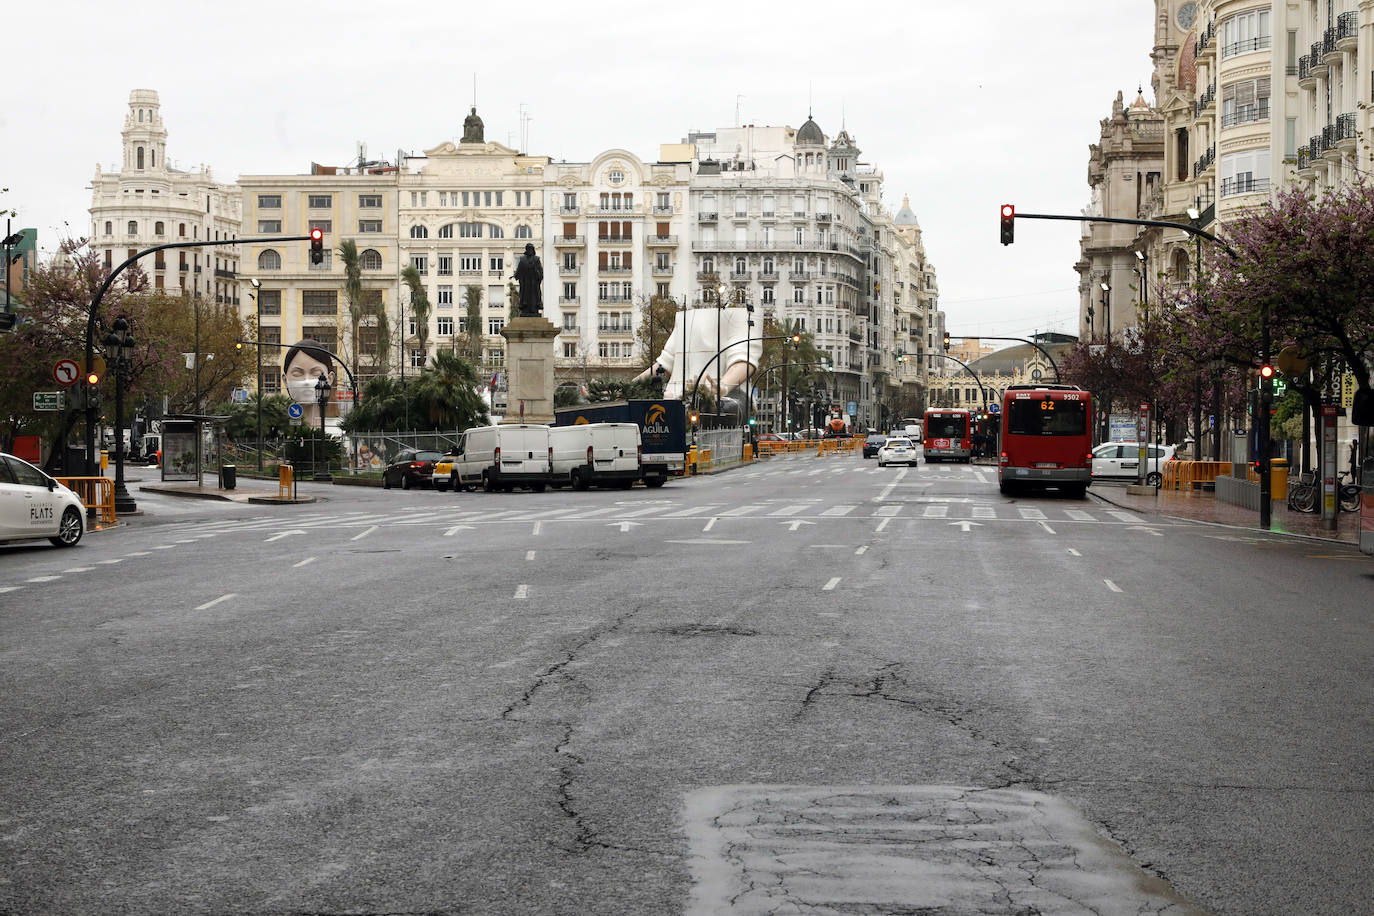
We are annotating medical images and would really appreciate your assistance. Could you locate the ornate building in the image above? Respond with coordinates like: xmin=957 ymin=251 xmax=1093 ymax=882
xmin=89 ymin=90 xmax=242 ymax=305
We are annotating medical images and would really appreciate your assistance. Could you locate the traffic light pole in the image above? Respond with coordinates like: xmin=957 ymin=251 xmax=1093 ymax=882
xmin=83 ymin=234 xmax=313 ymax=474
xmin=932 ymin=353 xmax=989 ymax=412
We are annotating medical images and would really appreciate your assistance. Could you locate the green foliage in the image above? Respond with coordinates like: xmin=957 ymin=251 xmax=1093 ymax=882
xmin=461 ymin=285 xmax=483 ymax=359
xmin=339 ymin=352 xmax=488 ymax=433
xmin=402 ymin=265 xmax=431 ymax=360
xmin=211 ymin=394 xmax=294 ymax=441
xmin=283 ymin=426 xmax=344 ymax=467
xmin=585 ymin=376 xmax=665 ymax=402
xmin=554 ymin=384 xmax=583 ymax=408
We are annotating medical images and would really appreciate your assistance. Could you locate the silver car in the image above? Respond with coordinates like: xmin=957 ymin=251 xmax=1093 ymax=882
xmin=0 ymin=452 xmax=85 ymax=548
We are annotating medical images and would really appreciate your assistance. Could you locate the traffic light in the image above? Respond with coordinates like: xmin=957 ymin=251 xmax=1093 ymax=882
xmin=1000 ymin=204 xmax=1015 ymax=245
xmin=1259 ymin=363 xmax=1275 ymax=381
xmin=234 ymin=340 xmax=244 ymax=351
xmin=942 ymin=332 xmax=951 ymax=352
xmin=748 ymin=417 xmax=756 ymax=426
xmin=689 ymin=411 xmax=699 ymax=424
xmin=309 ymin=227 xmax=325 ymax=264
xmin=86 ymin=370 xmax=101 ymax=386
xmin=790 ymin=333 xmax=801 ymax=344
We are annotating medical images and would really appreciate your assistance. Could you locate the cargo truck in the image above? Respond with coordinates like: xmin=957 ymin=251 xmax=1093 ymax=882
xmin=553 ymin=399 xmax=686 ymax=488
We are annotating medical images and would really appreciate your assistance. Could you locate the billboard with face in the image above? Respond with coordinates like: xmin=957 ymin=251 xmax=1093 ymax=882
xmin=281 ymin=339 xmax=336 ymax=408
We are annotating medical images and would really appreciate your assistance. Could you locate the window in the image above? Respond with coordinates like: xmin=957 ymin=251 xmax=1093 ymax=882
xmin=461 ymin=255 xmax=482 ymax=271
xmin=608 ymin=169 xmax=624 ymax=184
xmin=437 ymin=255 xmax=453 ymax=276
xmin=563 ymin=312 xmax=577 ymax=330
xmin=735 ymin=193 xmax=747 ymax=217
xmin=1175 ymin=129 xmax=1189 ymax=182
xmin=437 ymin=316 xmax=454 ymax=335
xmin=258 ymin=249 xmax=281 ymax=270
xmin=437 ymin=285 xmax=453 ymax=307
xmin=515 ymin=224 xmax=532 ymax=238
xmin=411 ymin=349 xmax=426 ymax=368
xmin=309 ymin=251 xmax=332 ymax=271
xmin=178 ymin=223 xmax=186 ymax=237
xmin=564 ymin=343 xmax=578 ymax=358
xmin=127 ymin=220 xmax=138 ymax=235
xmin=489 ymin=255 xmax=504 ymax=273
xmin=104 ymin=221 xmax=112 ymax=235
xmin=460 ymin=223 xmax=482 ymax=238
xmin=1221 ymin=9 xmax=1271 ymax=58
xmin=793 ymin=288 xmax=805 ymax=304
xmin=1220 ymin=149 xmax=1270 ymax=196
xmin=488 ymin=224 xmax=504 ymax=239
xmin=302 ymin=290 xmax=338 ymax=315
xmin=563 ymin=193 xmax=577 ymax=210
xmin=1285 ymin=118 xmax=1297 ymax=158
xmin=154 ymin=221 xmax=165 ymax=236
xmin=762 ymin=287 xmax=775 ymax=304
xmin=487 ymin=347 xmax=504 ymax=367
xmin=136 ymin=147 xmax=144 ymax=169
xmin=438 ymin=223 xmax=455 ymax=239
xmin=258 ymin=219 xmax=282 ymax=234
xmin=358 ymin=220 xmax=382 ymax=233
xmin=488 ymin=318 xmax=505 ymax=335
xmin=358 ymin=194 xmax=382 ymax=208
xmin=1221 ymin=77 xmax=1270 ymax=128
xmin=257 ymin=289 xmax=282 ymax=315
xmin=794 ymin=227 xmax=804 ymax=244
xmin=563 ymin=253 xmax=577 ymax=270
xmin=562 ymin=282 xmax=577 ymax=300
xmin=411 ymin=255 xmax=428 ymax=275
xmin=258 ymin=195 xmax=282 ymax=209
xmin=656 ymin=252 xmax=670 ymax=270
xmin=307 ymin=194 xmax=332 ymax=209
xmin=410 ymin=225 xmax=429 ymax=239
xmin=361 ymin=248 xmax=383 ymax=270
xmin=656 ymin=192 xmax=670 ymax=211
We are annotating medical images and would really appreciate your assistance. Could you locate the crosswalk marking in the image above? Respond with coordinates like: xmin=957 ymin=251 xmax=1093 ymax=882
xmin=1017 ymin=508 xmax=1047 ymax=520
xmin=769 ymin=505 xmax=811 ymax=516
xmin=972 ymin=506 xmax=996 ymax=519
xmin=922 ymin=505 xmax=949 ymax=518
xmin=820 ymin=505 xmax=856 ymax=517
xmin=719 ymin=505 xmax=767 ymax=517
xmin=873 ymin=506 xmax=903 ymax=517
xmin=1064 ymin=509 xmax=1094 ymax=521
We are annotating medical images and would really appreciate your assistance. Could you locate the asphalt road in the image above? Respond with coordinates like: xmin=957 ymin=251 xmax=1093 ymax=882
xmin=1 ymin=453 xmax=1370 ymax=915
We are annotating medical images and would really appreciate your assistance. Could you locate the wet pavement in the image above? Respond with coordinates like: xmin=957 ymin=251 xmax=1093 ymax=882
xmin=1089 ymin=481 xmax=1358 ymax=544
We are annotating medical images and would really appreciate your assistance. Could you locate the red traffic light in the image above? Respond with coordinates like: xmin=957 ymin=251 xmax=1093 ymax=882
xmin=309 ymin=227 xmax=324 ymax=242
xmin=1259 ymin=364 xmax=1275 ymax=379
xmin=1000 ymin=204 xmax=1015 ymax=219
xmin=86 ymin=372 xmax=100 ymax=385
xmin=309 ymin=227 xmax=325 ymax=264
xmin=999 ymin=204 xmax=1015 ymax=245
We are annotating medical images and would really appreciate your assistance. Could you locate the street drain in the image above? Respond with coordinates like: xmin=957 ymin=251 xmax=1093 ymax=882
xmin=658 ymin=624 xmax=758 ymax=638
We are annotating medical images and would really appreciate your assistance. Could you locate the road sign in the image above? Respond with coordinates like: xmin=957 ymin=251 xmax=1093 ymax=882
xmin=287 ymin=403 xmax=304 ymax=420
xmin=988 ymin=403 xmax=1000 ymax=414
xmin=33 ymin=391 xmax=64 ymax=411
xmin=53 ymin=359 xmax=80 ymax=387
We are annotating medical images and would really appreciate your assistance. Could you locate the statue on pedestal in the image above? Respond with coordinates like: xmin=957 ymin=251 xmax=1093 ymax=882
xmin=514 ymin=243 xmax=543 ymax=318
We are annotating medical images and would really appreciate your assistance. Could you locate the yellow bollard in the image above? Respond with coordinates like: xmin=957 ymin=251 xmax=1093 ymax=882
xmin=278 ymin=463 xmax=294 ymax=500
xmin=100 ymin=449 xmax=109 ymax=471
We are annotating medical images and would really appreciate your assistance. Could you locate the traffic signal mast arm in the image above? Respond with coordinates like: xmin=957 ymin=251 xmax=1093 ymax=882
xmin=951 ymin=335 xmax=1060 ymax=382
xmin=1009 ymin=211 xmax=1240 ymax=260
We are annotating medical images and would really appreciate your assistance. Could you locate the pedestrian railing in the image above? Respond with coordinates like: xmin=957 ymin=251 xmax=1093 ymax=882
xmin=1162 ymin=460 xmax=1233 ymax=492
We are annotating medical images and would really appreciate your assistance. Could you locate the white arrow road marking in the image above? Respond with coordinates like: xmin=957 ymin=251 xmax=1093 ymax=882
xmin=195 ymin=594 xmax=237 ymax=611
xmin=350 ymin=526 xmax=378 ymax=541
xmin=609 ymin=521 xmax=642 ymax=532
xmin=513 ymin=585 xmax=528 ymax=600
xmin=444 ymin=525 xmax=475 ymax=537
xmin=822 ymin=577 xmax=842 ymax=591
xmin=948 ymin=520 xmax=983 ymax=532
xmin=1104 ymin=579 xmax=1123 ymax=593
xmin=293 ymin=557 xmax=317 ymax=568
xmin=703 ymin=517 xmax=719 ymax=532
xmin=781 ymin=520 xmax=815 ymax=531
xmin=1126 ymin=526 xmax=1163 ymax=536
xmin=264 ymin=530 xmax=305 ymax=543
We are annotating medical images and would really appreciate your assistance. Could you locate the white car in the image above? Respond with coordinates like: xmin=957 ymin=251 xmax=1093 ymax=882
xmin=1091 ymin=441 xmax=1176 ymax=485
xmin=877 ymin=437 xmax=918 ymax=467
xmin=0 ymin=452 xmax=86 ymax=548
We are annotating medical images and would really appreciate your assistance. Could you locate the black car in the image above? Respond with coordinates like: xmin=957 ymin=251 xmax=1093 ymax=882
xmin=382 ymin=449 xmax=442 ymax=489
xmin=862 ymin=433 xmax=887 ymax=459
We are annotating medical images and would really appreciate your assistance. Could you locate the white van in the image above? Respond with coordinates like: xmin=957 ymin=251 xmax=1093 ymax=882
xmin=451 ymin=424 xmax=552 ymax=492
xmin=548 ymin=422 xmax=641 ymax=490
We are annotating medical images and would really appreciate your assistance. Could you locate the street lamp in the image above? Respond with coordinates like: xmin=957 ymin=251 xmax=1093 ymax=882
xmin=249 ymin=277 xmax=263 ymax=473
xmin=1099 ymin=280 xmax=1111 ymax=341
xmin=101 ymin=316 xmax=137 ymax=514
xmin=313 ymin=370 xmax=332 ymax=481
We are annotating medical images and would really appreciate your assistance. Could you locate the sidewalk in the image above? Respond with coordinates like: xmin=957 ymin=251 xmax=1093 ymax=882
xmin=127 ymin=471 xmax=315 ymax=505
xmin=1089 ymin=483 xmax=1358 ymax=544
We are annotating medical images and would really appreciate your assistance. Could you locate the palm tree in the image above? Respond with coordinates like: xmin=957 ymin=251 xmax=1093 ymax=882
xmin=339 ymin=239 xmax=364 ymax=377
xmin=410 ymin=350 xmax=489 ymax=430
xmin=460 ymin=285 xmax=483 ymax=360
xmin=401 ymin=265 xmax=431 ymax=370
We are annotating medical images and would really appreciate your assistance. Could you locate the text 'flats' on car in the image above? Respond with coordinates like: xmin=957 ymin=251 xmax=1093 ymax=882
xmin=0 ymin=452 xmax=85 ymax=548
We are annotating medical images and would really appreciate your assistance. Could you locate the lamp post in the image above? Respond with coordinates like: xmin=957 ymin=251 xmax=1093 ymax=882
xmin=745 ymin=302 xmax=755 ymax=439
xmin=249 ymin=278 xmax=263 ymax=473
xmin=313 ymin=371 xmax=332 ymax=481
xmin=1099 ymin=280 xmax=1111 ymax=341
xmin=101 ymin=316 xmax=137 ymax=514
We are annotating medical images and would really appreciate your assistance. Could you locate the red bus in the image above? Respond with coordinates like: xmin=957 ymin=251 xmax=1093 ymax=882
xmin=997 ymin=385 xmax=1093 ymax=497
xmin=923 ymin=407 xmax=972 ymax=463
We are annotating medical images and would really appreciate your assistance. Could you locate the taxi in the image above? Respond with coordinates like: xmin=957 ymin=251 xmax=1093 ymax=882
xmin=433 ymin=452 xmax=459 ymax=491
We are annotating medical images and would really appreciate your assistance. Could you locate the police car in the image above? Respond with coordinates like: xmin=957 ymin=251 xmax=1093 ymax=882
xmin=0 ymin=452 xmax=85 ymax=548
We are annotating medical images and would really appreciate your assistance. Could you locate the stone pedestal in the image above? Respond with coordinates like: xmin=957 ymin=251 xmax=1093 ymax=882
xmin=499 ymin=316 xmax=559 ymax=424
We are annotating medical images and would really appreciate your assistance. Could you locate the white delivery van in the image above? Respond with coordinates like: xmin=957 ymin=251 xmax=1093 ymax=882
xmin=451 ymin=424 xmax=552 ymax=492
xmin=548 ymin=422 xmax=641 ymax=490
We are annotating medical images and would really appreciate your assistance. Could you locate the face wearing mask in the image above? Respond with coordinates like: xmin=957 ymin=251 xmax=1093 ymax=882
xmin=283 ymin=349 xmax=333 ymax=405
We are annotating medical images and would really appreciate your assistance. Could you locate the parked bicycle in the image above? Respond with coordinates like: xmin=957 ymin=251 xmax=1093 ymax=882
xmin=1287 ymin=469 xmax=1361 ymax=513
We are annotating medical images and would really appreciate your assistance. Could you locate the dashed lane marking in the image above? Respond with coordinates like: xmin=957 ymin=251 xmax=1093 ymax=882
xmin=195 ymin=593 xmax=237 ymax=611
xmin=1104 ymin=579 xmax=1123 ymax=593
xmin=293 ymin=557 xmax=317 ymax=568
xmin=27 ymin=576 xmax=60 ymax=583
xmin=822 ymin=577 xmax=842 ymax=591
xmin=349 ymin=526 xmax=378 ymax=541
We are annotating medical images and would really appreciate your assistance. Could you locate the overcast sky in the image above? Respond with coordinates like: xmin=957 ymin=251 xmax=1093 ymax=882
xmin=5 ymin=1 xmax=1157 ymax=342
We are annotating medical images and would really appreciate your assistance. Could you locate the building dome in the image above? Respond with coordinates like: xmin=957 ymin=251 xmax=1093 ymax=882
xmin=796 ymin=114 xmax=825 ymax=146
xmin=894 ymin=194 xmax=919 ymax=226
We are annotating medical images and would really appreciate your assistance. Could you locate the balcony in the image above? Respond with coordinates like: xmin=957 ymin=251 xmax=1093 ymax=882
xmin=1225 ymin=34 xmax=1272 ymax=59
xmin=1296 ymin=146 xmax=1314 ymax=173
xmin=214 ymin=267 xmax=237 ymax=279
xmin=559 ymin=264 xmax=581 ymax=275
xmin=558 ymin=296 xmax=580 ymax=306
xmin=816 ymin=213 xmax=832 ymax=223
xmin=697 ymin=212 xmax=718 ymax=222
xmin=729 ymin=270 xmax=751 ymax=281
xmin=1311 ymin=41 xmax=1324 ymax=68
xmin=554 ymin=235 xmax=585 ymax=247
xmin=758 ymin=270 xmax=779 ymax=282
xmin=1194 ymin=20 xmax=1215 ymax=59
xmin=598 ymin=265 xmax=632 ymax=276
xmin=1192 ymin=145 xmax=1216 ymax=178
xmin=1219 ymin=175 xmax=1270 ymax=197
xmin=1220 ymin=99 xmax=1269 ymax=129
xmin=1336 ymin=112 xmax=1358 ymax=150
xmin=652 ymin=265 xmax=673 ymax=276
xmin=459 ymin=269 xmax=482 ymax=277
xmin=597 ymin=205 xmax=636 ymax=214
xmin=1298 ymin=54 xmax=1319 ymax=87
xmin=594 ymin=294 xmax=635 ymax=303
xmin=652 ymin=205 xmax=673 ymax=214
xmin=645 ymin=235 xmax=677 ymax=247
xmin=559 ymin=205 xmax=580 ymax=214
xmin=1193 ymin=83 xmax=1216 ymax=118
xmin=1338 ymin=11 xmax=1359 ymax=51
xmin=597 ymin=236 xmax=633 ymax=245
xmin=1322 ymin=27 xmax=1339 ymax=63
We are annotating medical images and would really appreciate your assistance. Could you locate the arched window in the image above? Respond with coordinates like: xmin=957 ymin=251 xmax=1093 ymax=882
xmin=488 ymin=224 xmax=504 ymax=239
xmin=127 ymin=220 xmax=138 ymax=235
xmin=1172 ymin=249 xmax=1190 ymax=283
xmin=410 ymin=225 xmax=429 ymax=239
xmin=258 ymin=249 xmax=282 ymax=270
xmin=734 ymin=257 xmax=746 ymax=274
xmin=438 ymin=223 xmax=454 ymax=239
xmin=154 ymin=221 xmax=164 ymax=236
xmin=361 ymin=248 xmax=383 ymax=270
xmin=136 ymin=147 xmax=144 ymax=169
xmin=514 ymin=224 xmax=532 ymax=238
xmin=104 ymin=221 xmax=112 ymax=236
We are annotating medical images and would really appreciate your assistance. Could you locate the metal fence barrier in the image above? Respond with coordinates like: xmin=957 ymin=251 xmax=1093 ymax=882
xmin=55 ymin=476 xmax=116 ymax=526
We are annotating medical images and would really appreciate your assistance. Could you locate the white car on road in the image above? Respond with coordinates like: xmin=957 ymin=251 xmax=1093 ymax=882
xmin=877 ymin=437 xmax=919 ymax=468
xmin=1091 ymin=441 xmax=1176 ymax=485
xmin=0 ymin=452 xmax=85 ymax=548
